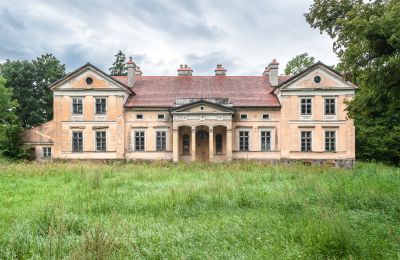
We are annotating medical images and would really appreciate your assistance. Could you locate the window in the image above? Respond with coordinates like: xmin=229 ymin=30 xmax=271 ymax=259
xmin=324 ymin=98 xmax=336 ymax=115
xmin=240 ymin=114 xmax=248 ymax=120
xmin=95 ymin=98 xmax=107 ymax=115
xmin=314 ymin=76 xmax=321 ymax=83
xmin=200 ymin=106 xmax=204 ymax=111
xmin=136 ymin=114 xmax=143 ymax=120
xmin=300 ymin=98 xmax=312 ymax=115
xmin=262 ymin=114 xmax=270 ymax=120
xmin=239 ymin=131 xmax=249 ymax=151
xmin=43 ymin=147 xmax=51 ymax=158
xmin=216 ymin=134 xmax=223 ymax=153
xmin=72 ymin=131 xmax=83 ymax=152
xmin=325 ymin=131 xmax=336 ymax=152
xmin=95 ymin=131 xmax=106 ymax=152
xmin=158 ymin=114 xmax=165 ymax=120
xmin=301 ymin=131 xmax=312 ymax=152
xmin=156 ymin=131 xmax=166 ymax=151
xmin=72 ymin=98 xmax=83 ymax=115
xmin=182 ymin=134 xmax=190 ymax=154
xmin=86 ymin=77 xmax=93 ymax=85
xmin=134 ymin=131 xmax=145 ymax=151
xmin=261 ymin=131 xmax=271 ymax=151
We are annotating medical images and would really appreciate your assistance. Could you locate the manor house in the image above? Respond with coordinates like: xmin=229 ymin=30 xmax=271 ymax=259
xmin=23 ymin=58 xmax=356 ymax=166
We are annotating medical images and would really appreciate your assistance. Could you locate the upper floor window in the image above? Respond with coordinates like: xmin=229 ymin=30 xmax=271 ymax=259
xmin=95 ymin=131 xmax=107 ymax=152
xmin=260 ymin=131 xmax=271 ymax=151
xmin=134 ymin=131 xmax=145 ymax=151
xmin=158 ymin=114 xmax=165 ymax=120
xmin=262 ymin=113 xmax=270 ymax=120
xmin=43 ymin=147 xmax=51 ymax=158
xmin=136 ymin=114 xmax=144 ymax=120
xmin=95 ymin=98 xmax=107 ymax=115
xmin=324 ymin=98 xmax=336 ymax=115
xmin=216 ymin=134 xmax=223 ymax=154
xmin=239 ymin=131 xmax=249 ymax=151
xmin=72 ymin=131 xmax=83 ymax=152
xmin=240 ymin=114 xmax=248 ymax=120
xmin=72 ymin=98 xmax=83 ymax=115
xmin=156 ymin=131 xmax=166 ymax=151
xmin=300 ymin=98 xmax=312 ymax=115
xmin=325 ymin=131 xmax=336 ymax=152
xmin=301 ymin=131 xmax=312 ymax=152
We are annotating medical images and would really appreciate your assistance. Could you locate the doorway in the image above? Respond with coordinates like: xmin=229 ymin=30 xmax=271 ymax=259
xmin=195 ymin=128 xmax=209 ymax=162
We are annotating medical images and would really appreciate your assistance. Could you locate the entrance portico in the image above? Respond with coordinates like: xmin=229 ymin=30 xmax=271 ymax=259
xmin=170 ymin=99 xmax=234 ymax=162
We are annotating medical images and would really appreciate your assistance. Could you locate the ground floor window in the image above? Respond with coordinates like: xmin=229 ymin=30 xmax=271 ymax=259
xmin=43 ymin=147 xmax=51 ymax=158
xmin=95 ymin=131 xmax=107 ymax=152
xmin=325 ymin=131 xmax=336 ymax=152
xmin=134 ymin=131 xmax=145 ymax=151
xmin=216 ymin=134 xmax=223 ymax=153
xmin=239 ymin=131 xmax=249 ymax=151
xmin=156 ymin=131 xmax=166 ymax=151
xmin=72 ymin=131 xmax=83 ymax=152
xmin=301 ymin=131 xmax=312 ymax=152
xmin=261 ymin=131 xmax=271 ymax=151
xmin=182 ymin=134 xmax=190 ymax=154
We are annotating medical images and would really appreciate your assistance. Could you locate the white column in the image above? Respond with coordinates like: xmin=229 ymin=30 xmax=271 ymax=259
xmin=191 ymin=127 xmax=196 ymax=162
xmin=209 ymin=126 xmax=214 ymax=162
xmin=226 ymin=129 xmax=232 ymax=161
xmin=173 ymin=128 xmax=178 ymax=163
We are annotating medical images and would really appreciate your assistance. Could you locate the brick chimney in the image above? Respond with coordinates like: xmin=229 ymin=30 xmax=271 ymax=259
xmin=127 ymin=57 xmax=137 ymax=87
xmin=177 ymin=64 xmax=193 ymax=76
xmin=268 ymin=59 xmax=279 ymax=87
xmin=214 ymin=64 xmax=226 ymax=76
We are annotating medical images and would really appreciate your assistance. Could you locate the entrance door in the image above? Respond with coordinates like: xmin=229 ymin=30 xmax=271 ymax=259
xmin=196 ymin=130 xmax=209 ymax=161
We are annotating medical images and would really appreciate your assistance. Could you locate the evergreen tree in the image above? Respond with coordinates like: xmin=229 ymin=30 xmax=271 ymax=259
xmin=109 ymin=50 xmax=127 ymax=76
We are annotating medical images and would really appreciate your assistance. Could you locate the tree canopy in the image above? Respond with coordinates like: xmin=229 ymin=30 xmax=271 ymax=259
xmin=284 ymin=53 xmax=315 ymax=75
xmin=109 ymin=50 xmax=127 ymax=76
xmin=305 ymin=0 xmax=400 ymax=164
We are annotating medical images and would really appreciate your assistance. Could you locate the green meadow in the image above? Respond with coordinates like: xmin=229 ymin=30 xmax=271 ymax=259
xmin=0 ymin=161 xmax=399 ymax=259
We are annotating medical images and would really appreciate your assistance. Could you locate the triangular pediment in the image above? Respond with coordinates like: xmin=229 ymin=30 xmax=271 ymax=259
xmin=278 ymin=62 xmax=357 ymax=92
xmin=50 ymin=63 xmax=133 ymax=93
xmin=170 ymin=100 xmax=234 ymax=114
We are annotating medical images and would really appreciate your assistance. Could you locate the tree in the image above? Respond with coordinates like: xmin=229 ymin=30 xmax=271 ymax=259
xmin=0 ymin=77 xmax=27 ymax=159
xmin=284 ymin=53 xmax=315 ymax=75
xmin=1 ymin=54 xmax=65 ymax=128
xmin=305 ymin=0 xmax=400 ymax=165
xmin=109 ymin=50 xmax=127 ymax=76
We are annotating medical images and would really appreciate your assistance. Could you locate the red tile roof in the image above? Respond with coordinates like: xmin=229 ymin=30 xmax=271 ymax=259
xmin=113 ymin=75 xmax=290 ymax=108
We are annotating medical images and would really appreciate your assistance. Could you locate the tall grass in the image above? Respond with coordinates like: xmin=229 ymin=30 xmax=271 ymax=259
xmin=0 ymin=161 xmax=399 ymax=259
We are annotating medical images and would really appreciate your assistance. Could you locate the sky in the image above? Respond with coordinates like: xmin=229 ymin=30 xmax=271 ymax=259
xmin=0 ymin=0 xmax=338 ymax=76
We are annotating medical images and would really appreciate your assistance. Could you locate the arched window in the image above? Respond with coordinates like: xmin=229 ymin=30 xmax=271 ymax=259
xmin=216 ymin=134 xmax=223 ymax=154
xmin=182 ymin=134 xmax=190 ymax=154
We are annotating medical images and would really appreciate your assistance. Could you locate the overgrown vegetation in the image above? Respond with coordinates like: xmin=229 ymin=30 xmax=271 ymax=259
xmin=0 ymin=161 xmax=398 ymax=259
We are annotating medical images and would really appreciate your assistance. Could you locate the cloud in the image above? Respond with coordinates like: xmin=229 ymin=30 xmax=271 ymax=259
xmin=0 ymin=0 xmax=337 ymax=75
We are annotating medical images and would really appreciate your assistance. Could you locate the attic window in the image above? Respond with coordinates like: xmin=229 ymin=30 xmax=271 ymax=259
xmin=314 ymin=76 xmax=321 ymax=83
xmin=86 ymin=77 xmax=93 ymax=85
xmin=200 ymin=106 xmax=204 ymax=111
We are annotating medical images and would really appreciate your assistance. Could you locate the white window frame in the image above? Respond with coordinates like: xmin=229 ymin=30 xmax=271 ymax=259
xmin=300 ymin=130 xmax=313 ymax=152
xmin=262 ymin=113 xmax=270 ymax=120
xmin=132 ymin=129 xmax=146 ymax=151
xmin=71 ymin=97 xmax=84 ymax=115
xmin=72 ymin=131 xmax=84 ymax=153
xmin=94 ymin=131 xmax=107 ymax=152
xmin=42 ymin=147 xmax=52 ymax=158
xmin=240 ymin=113 xmax=248 ymax=120
xmin=94 ymin=97 xmax=107 ymax=115
xmin=155 ymin=130 xmax=167 ymax=152
xmin=299 ymin=97 xmax=313 ymax=120
xmin=323 ymin=97 xmax=337 ymax=120
xmin=259 ymin=129 xmax=273 ymax=151
xmin=238 ymin=130 xmax=250 ymax=151
xmin=136 ymin=114 xmax=144 ymax=120
xmin=157 ymin=114 xmax=165 ymax=120
xmin=324 ymin=130 xmax=337 ymax=152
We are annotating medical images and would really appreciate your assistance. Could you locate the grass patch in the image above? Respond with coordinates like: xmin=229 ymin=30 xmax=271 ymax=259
xmin=0 ymin=161 xmax=399 ymax=258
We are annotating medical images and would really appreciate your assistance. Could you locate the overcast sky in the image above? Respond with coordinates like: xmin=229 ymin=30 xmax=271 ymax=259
xmin=0 ymin=0 xmax=338 ymax=76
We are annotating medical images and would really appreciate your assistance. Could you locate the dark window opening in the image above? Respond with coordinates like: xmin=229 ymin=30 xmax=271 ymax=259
xmin=261 ymin=131 xmax=271 ymax=151
xmin=156 ymin=131 xmax=166 ymax=151
xmin=86 ymin=77 xmax=93 ymax=85
xmin=182 ymin=134 xmax=190 ymax=155
xmin=239 ymin=131 xmax=249 ymax=151
xmin=136 ymin=114 xmax=143 ymax=120
xmin=216 ymin=134 xmax=223 ymax=154
xmin=96 ymin=131 xmax=106 ymax=152
xmin=314 ymin=76 xmax=321 ymax=83
xmin=300 ymin=98 xmax=312 ymax=115
xmin=135 ymin=131 xmax=145 ymax=151
xmin=72 ymin=98 xmax=83 ymax=115
xmin=72 ymin=131 xmax=83 ymax=152
xmin=158 ymin=114 xmax=165 ymax=120
xmin=240 ymin=114 xmax=248 ymax=120
xmin=262 ymin=114 xmax=270 ymax=120
xmin=301 ymin=131 xmax=312 ymax=152
xmin=43 ymin=147 xmax=52 ymax=158
xmin=325 ymin=131 xmax=336 ymax=152
xmin=324 ymin=98 xmax=336 ymax=115
xmin=95 ymin=98 xmax=107 ymax=114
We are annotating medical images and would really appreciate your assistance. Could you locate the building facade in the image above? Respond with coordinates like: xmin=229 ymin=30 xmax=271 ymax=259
xmin=23 ymin=58 xmax=357 ymax=166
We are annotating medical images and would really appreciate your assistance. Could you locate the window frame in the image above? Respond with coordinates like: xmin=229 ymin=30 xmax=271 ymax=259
xmin=215 ymin=134 xmax=223 ymax=154
xmin=95 ymin=97 xmax=107 ymax=115
xmin=133 ymin=130 xmax=146 ymax=151
xmin=136 ymin=114 xmax=144 ymax=120
xmin=95 ymin=131 xmax=107 ymax=152
xmin=238 ymin=130 xmax=250 ymax=151
xmin=157 ymin=114 xmax=165 ymax=120
xmin=260 ymin=130 xmax=272 ymax=151
xmin=155 ymin=130 xmax=167 ymax=151
xmin=72 ymin=97 xmax=83 ymax=115
xmin=72 ymin=131 xmax=83 ymax=153
xmin=42 ymin=147 xmax=52 ymax=158
xmin=324 ymin=97 xmax=336 ymax=116
xmin=182 ymin=134 xmax=190 ymax=155
xmin=262 ymin=113 xmax=270 ymax=120
xmin=240 ymin=114 xmax=248 ymax=120
xmin=300 ymin=97 xmax=312 ymax=116
xmin=300 ymin=131 xmax=312 ymax=152
xmin=325 ymin=130 xmax=336 ymax=152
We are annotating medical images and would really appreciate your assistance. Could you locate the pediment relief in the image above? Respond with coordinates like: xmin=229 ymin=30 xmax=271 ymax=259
xmin=171 ymin=101 xmax=234 ymax=114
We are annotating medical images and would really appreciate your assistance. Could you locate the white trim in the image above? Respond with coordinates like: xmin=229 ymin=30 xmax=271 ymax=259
xmin=155 ymin=129 xmax=168 ymax=152
xmin=237 ymin=129 xmax=250 ymax=151
xmin=323 ymin=97 xmax=337 ymax=120
xmin=324 ymin=129 xmax=337 ymax=152
xmin=261 ymin=113 xmax=270 ymax=120
xmin=299 ymin=97 xmax=313 ymax=120
xmin=136 ymin=114 xmax=144 ymax=120
xmin=94 ymin=97 xmax=108 ymax=116
xmin=259 ymin=129 xmax=273 ymax=151
xmin=71 ymin=97 xmax=84 ymax=116
xmin=94 ymin=130 xmax=107 ymax=152
xmin=157 ymin=114 xmax=166 ymax=120
xmin=280 ymin=89 xmax=355 ymax=96
xmin=239 ymin=113 xmax=248 ymax=120
xmin=132 ymin=129 xmax=146 ymax=152
xmin=71 ymin=130 xmax=84 ymax=153
xmin=54 ymin=90 xmax=128 ymax=96
xmin=300 ymin=129 xmax=313 ymax=152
